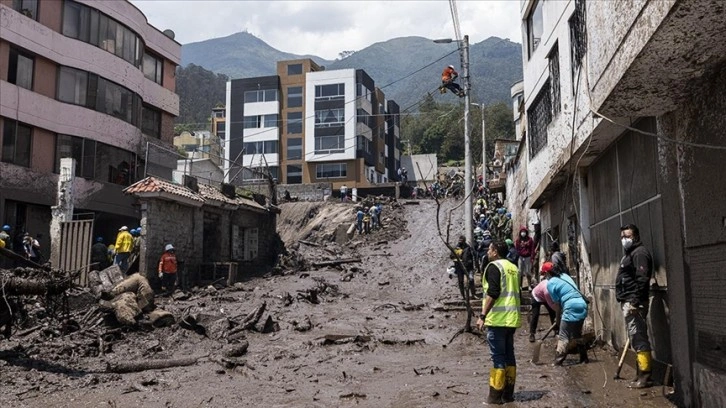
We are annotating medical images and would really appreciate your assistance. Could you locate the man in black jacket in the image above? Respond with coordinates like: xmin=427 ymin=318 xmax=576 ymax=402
xmin=616 ymin=224 xmax=653 ymax=388
xmin=451 ymin=235 xmax=477 ymax=300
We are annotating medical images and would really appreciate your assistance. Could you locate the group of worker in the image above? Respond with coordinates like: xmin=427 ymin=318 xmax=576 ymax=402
xmin=355 ymin=203 xmax=384 ymax=235
xmin=457 ymin=223 xmax=654 ymax=404
xmin=91 ymin=226 xmax=178 ymax=296
xmin=0 ymin=224 xmax=44 ymax=266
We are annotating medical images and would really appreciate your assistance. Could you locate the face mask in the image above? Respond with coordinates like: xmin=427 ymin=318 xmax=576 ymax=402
xmin=621 ymin=238 xmax=633 ymax=250
xmin=520 ymin=232 xmax=527 ymax=238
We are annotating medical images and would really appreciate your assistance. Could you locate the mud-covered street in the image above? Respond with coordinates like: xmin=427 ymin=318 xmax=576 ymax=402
xmin=1 ymin=200 xmax=675 ymax=407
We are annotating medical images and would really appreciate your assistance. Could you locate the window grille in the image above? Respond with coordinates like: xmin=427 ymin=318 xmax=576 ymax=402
xmin=569 ymin=0 xmax=587 ymax=81
xmin=528 ymin=79 xmax=552 ymax=158
xmin=548 ymin=44 xmax=561 ymax=115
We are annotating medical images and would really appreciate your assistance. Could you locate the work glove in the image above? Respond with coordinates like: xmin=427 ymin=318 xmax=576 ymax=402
xmin=158 ymin=272 xmax=163 ymax=279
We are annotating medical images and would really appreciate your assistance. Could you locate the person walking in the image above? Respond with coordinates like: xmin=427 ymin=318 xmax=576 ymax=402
xmin=617 ymin=224 xmax=654 ymax=388
xmin=476 ymin=241 xmax=521 ymax=404
xmin=356 ymin=208 xmax=364 ymax=235
xmin=515 ymin=226 xmax=537 ymax=289
xmin=91 ymin=237 xmax=109 ymax=271
xmin=340 ymin=184 xmax=348 ymax=202
xmin=114 ymin=226 xmax=133 ymax=273
xmin=451 ymin=235 xmax=477 ymax=300
xmin=528 ymin=261 xmax=558 ymax=342
xmin=22 ymin=233 xmax=41 ymax=264
xmin=158 ymin=244 xmax=177 ymax=296
xmin=546 ymin=263 xmax=589 ymax=366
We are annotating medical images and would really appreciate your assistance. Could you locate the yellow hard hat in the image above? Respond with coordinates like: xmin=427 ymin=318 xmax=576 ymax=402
xmin=0 ymin=239 xmax=5 ymax=249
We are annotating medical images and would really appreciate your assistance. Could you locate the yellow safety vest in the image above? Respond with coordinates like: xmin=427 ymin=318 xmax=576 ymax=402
xmin=482 ymin=259 xmax=521 ymax=328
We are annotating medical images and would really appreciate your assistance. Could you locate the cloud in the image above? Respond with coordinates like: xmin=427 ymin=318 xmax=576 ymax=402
xmin=131 ymin=0 xmax=521 ymax=59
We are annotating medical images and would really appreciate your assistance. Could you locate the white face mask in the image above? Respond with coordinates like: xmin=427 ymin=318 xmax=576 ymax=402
xmin=621 ymin=238 xmax=633 ymax=250
xmin=520 ymin=232 xmax=527 ymax=238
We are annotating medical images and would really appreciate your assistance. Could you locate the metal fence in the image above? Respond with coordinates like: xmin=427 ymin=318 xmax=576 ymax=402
xmin=59 ymin=217 xmax=94 ymax=286
xmin=144 ymin=141 xmax=186 ymax=180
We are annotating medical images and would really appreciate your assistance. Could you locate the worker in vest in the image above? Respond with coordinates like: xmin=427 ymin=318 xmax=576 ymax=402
xmin=158 ymin=244 xmax=177 ymax=296
xmin=476 ymin=240 xmax=521 ymax=405
xmin=114 ymin=226 xmax=134 ymax=274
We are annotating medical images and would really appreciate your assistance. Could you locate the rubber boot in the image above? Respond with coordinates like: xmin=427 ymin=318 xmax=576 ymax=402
xmin=632 ymin=351 xmax=653 ymax=388
xmin=552 ymin=352 xmax=568 ymax=366
xmin=578 ymin=343 xmax=589 ymax=364
xmin=486 ymin=368 xmax=505 ymax=405
xmin=503 ymin=366 xmax=516 ymax=403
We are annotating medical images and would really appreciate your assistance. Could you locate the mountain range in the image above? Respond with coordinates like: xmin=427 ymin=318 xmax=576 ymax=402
xmin=178 ymin=31 xmax=523 ymax=122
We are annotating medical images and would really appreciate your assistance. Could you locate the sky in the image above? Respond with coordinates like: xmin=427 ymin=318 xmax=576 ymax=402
xmin=129 ymin=0 xmax=522 ymax=60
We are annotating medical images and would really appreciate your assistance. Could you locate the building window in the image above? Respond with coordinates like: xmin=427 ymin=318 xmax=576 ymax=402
xmin=8 ymin=48 xmax=34 ymax=90
xmin=62 ymin=0 xmax=142 ymax=66
xmin=287 ymin=112 xmax=303 ymax=134
xmin=357 ymin=108 xmax=372 ymax=128
xmin=315 ymin=83 xmax=345 ymax=100
xmin=315 ymin=108 xmax=345 ymax=127
xmin=569 ymin=0 xmax=587 ymax=87
xmin=142 ymin=52 xmax=163 ymax=84
xmin=12 ymin=0 xmax=38 ymax=20
xmin=244 ymin=89 xmax=278 ymax=103
xmin=287 ymin=86 xmax=303 ymax=108
xmin=1 ymin=119 xmax=32 ymax=167
xmin=527 ymin=0 xmax=544 ymax=58
xmin=527 ymin=79 xmax=552 ymax=158
xmin=55 ymin=134 xmax=96 ymax=179
xmin=57 ymin=66 xmax=142 ymax=127
xmin=287 ymin=138 xmax=302 ymax=160
xmin=213 ymin=110 xmax=225 ymax=118
xmin=314 ymin=130 xmax=345 ymax=154
xmin=316 ymin=163 xmax=347 ymax=179
xmin=286 ymin=165 xmax=302 ymax=184
xmin=263 ymin=114 xmax=278 ymax=128
xmin=243 ymin=141 xmax=277 ymax=155
xmin=142 ymin=105 xmax=161 ymax=138
xmin=287 ymin=64 xmax=303 ymax=75
xmin=548 ymin=43 xmax=561 ymax=115
xmin=242 ymin=114 xmax=277 ymax=129
xmin=356 ymin=83 xmax=372 ymax=102
xmin=215 ymin=122 xmax=226 ymax=139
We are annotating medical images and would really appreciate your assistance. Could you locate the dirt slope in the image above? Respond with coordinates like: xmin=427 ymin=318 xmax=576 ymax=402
xmin=1 ymin=200 xmax=674 ymax=407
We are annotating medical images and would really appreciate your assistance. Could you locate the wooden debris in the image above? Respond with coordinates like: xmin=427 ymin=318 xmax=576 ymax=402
xmin=339 ymin=393 xmax=367 ymax=399
xmin=298 ymin=240 xmax=320 ymax=247
xmin=379 ymin=338 xmax=425 ymax=346
xmin=311 ymin=258 xmax=361 ymax=268
xmin=318 ymin=334 xmax=372 ymax=345
xmin=106 ymin=356 xmax=200 ymax=373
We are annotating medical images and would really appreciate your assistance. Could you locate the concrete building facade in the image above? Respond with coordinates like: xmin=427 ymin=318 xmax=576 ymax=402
xmin=225 ymin=60 xmax=402 ymax=192
xmin=0 ymin=0 xmax=180 ymax=249
xmin=512 ymin=0 xmax=726 ymax=405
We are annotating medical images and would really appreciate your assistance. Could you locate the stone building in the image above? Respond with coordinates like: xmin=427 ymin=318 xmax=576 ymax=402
xmin=123 ymin=177 xmax=279 ymax=285
xmin=513 ymin=1 xmax=726 ymax=405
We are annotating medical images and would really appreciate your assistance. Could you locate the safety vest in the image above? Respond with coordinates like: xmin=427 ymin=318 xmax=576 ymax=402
xmin=482 ymin=259 xmax=521 ymax=328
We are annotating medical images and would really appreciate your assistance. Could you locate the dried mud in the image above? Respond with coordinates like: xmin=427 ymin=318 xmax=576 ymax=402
xmin=1 ymin=200 xmax=676 ymax=407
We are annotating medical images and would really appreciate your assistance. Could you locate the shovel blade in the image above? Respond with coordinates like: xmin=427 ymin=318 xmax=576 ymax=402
xmin=532 ymin=340 xmax=545 ymax=364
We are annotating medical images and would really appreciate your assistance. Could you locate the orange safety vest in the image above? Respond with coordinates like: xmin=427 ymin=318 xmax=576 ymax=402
xmin=442 ymin=67 xmax=457 ymax=82
xmin=158 ymin=252 xmax=177 ymax=274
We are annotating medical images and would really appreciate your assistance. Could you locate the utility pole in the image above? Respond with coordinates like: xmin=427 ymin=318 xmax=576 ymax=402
xmin=480 ymin=104 xmax=486 ymax=181
xmin=462 ymin=35 xmax=472 ymax=246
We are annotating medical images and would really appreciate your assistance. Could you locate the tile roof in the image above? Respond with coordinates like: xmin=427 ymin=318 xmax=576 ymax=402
xmin=124 ymin=177 xmax=204 ymax=202
xmin=125 ymin=176 xmax=267 ymax=211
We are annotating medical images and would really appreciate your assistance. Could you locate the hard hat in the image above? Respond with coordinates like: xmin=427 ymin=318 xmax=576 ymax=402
xmin=119 ymin=226 xmax=128 ymax=231
xmin=541 ymin=261 xmax=554 ymax=275
xmin=165 ymin=244 xmax=175 ymax=251
xmin=0 ymin=240 xmax=4 ymax=249
xmin=136 ymin=227 xmax=142 ymax=233
xmin=96 ymin=237 xmax=104 ymax=242
xmin=2 ymin=225 xmax=10 ymax=231
xmin=474 ymin=227 xmax=482 ymax=234
xmin=480 ymin=215 xmax=486 ymax=219
xmin=448 ymin=64 xmax=455 ymax=69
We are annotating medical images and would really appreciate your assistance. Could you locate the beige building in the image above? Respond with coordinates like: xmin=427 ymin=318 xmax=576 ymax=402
xmin=0 ymin=0 xmax=180 ymax=247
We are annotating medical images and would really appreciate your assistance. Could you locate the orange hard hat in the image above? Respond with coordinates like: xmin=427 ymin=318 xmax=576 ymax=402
xmin=540 ymin=261 xmax=554 ymax=275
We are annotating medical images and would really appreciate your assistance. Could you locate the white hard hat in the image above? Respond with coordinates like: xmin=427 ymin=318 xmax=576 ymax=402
xmin=448 ymin=65 xmax=455 ymax=69
xmin=165 ymin=244 xmax=174 ymax=251
xmin=119 ymin=226 xmax=128 ymax=231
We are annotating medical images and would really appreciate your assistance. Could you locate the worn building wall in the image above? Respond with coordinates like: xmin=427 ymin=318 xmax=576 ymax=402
xmin=276 ymin=182 xmax=333 ymax=201
xmin=139 ymin=199 xmax=202 ymax=280
xmin=230 ymin=209 xmax=277 ymax=273
xmin=657 ymin=64 xmax=726 ymax=408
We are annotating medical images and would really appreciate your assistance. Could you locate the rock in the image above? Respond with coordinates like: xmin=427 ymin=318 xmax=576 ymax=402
xmin=148 ymin=309 xmax=175 ymax=328
xmin=222 ymin=341 xmax=249 ymax=358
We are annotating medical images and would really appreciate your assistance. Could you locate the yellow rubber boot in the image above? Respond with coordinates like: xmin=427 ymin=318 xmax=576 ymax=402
xmin=634 ymin=351 xmax=653 ymax=388
xmin=503 ymin=366 xmax=516 ymax=402
xmin=487 ymin=368 xmax=505 ymax=405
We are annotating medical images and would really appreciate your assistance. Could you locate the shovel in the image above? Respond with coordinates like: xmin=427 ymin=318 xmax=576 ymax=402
xmin=531 ymin=323 xmax=558 ymax=364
